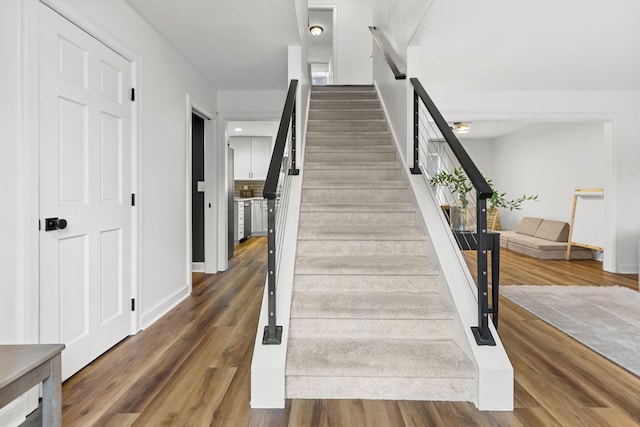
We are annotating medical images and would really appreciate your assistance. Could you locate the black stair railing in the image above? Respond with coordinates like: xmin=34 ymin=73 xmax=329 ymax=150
xmin=368 ymin=26 xmax=406 ymax=80
xmin=410 ymin=78 xmax=498 ymax=346
xmin=262 ymin=79 xmax=299 ymax=345
xmin=368 ymin=25 xmax=498 ymax=345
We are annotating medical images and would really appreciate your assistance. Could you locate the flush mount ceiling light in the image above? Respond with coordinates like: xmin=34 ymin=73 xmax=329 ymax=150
xmin=310 ymin=25 xmax=324 ymax=36
xmin=234 ymin=127 xmax=242 ymax=132
xmin=453 ymin=122 xmax=470 ymax=134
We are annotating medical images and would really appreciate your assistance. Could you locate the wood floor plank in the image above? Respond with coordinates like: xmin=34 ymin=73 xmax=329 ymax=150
xmin=326 ymin=400 xmax=367 ymax=427
xmin=361 ymin=400 xmax=405 ymax=427
xmin=51 ymin=239 xmax=640 ymax=427
xmin=288 ymin=400 xmax=328 ymax=427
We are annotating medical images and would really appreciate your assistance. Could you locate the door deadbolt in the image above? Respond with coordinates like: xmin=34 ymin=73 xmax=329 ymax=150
xmin=45 ymin=217 xmax=68 ymax=231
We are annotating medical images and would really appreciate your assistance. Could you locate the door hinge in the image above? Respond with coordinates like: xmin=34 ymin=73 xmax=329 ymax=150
xmin=131 ymin=193 xmax=135 ymax=206
xmin=131 ymin=298 xmax=135 ymax=311
xmin=130 ymin=88 xmax=135 ymax=101
xmin=38 ymin=219 xmax=41 ymax=230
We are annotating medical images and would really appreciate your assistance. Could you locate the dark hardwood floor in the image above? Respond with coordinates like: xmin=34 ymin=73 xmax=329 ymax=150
xmin=42 ymin=237 xmax=640 ymax=426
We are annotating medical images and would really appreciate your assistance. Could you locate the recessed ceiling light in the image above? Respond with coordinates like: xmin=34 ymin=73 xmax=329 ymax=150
xmin=234 ymin=127 xmax=242 ymax=132
xmin=453 ymin=122 xmax=470 ymax=134
xmin=310 ymin=25 xmax=323 ymax=37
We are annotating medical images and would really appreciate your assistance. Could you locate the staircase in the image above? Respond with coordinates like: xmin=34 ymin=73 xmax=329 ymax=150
xmin=285 ymin=86 xmax=475 ymax=401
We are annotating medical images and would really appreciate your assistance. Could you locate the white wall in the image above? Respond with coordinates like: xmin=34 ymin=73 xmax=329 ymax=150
xmin=372 ymin=47 xmax=407 ymax=163
xmin=218 ymin=90 xmax=287 ymax=120
xmin=487 ymin=123 xmax=605 ymax=230
xmin=429 ymin=89 xmax=640 ymax=273
xmin=460 ymin=138 xmax=495 ymax=177
xmin=371 ymin=0 xmax=640 ymax=273
xmin=0 ymin=0 xmax=24 ymax=346
xmin=0 ymin=0 xmax=219 ymax=349
xmin=372 ymin=0 xmax=433 ymax=65
xmin=310 ymin=0 xmax=373 ymax=84
xmin=417 ymin=0 xmax=640 ymax=91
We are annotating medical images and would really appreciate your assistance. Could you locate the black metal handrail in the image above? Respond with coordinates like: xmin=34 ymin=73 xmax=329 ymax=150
xmin=368 ymin=26 xmax=406 ymax=80
xmin=410 ymin=77 xmax=497 ymax=346
xmin=264 ymin=80 xmax=299 ymax=199
xmin=262 ymin=79 xmax=298 ymax=345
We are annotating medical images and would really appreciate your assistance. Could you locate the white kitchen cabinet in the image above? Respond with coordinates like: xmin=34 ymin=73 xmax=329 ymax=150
xmin=237 ymin=201 xmax=245 ymax=241
xmin=229 ymin=136 xmax=273 ymax=180
xmin=251 ymin=199 xmax=269 ymax=234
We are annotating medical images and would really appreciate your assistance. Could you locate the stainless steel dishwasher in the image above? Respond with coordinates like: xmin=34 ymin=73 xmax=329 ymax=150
xmin=243 ymin=201 xmax=251 ymax=239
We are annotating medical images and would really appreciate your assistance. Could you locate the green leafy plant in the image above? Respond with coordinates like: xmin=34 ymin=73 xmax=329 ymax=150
xmin=429 ymin=166 xmax=473 ymax=208
xmin=486 ymin=179 xmax=538 ymax=211
xmin=430 ymin=167 xmax=539 ymax=211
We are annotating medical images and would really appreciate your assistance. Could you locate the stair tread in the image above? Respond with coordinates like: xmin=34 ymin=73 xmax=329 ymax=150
xmin=311 ymin=85 xmax=374 ymax=91
xmin=303 ymin=180 xmax=407 ymax=189
xmin=300 ymin=202 xmax=416 ymax=212
xmin=305 ymin=162 xmax=400 ymax=170
xmin=307 ymin=131 xmax=391 ymax=137
xmin=293 ymin=274 xmax=438 ymax=293
xmin=305 ymin=145 xmax=396 ymax=152
xmin=291 ymin=292 xmax=452 ymax=320
xmin=287 ymin=87 xmax=475 ymax=403
xmin=295 ymin=255 xmax=438 ymax=275
xmin=298 ymin=225 xmax=425 ymax=241
xmin=289 ymin=317 xmax=454 ymax=340
xmin=286 ymin=339 xmax=474 ymax=378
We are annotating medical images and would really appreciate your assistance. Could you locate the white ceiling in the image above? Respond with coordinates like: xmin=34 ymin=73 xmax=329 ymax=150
xmin=418 ymin=0 xmax=640 ymax=91
xmin=125 ymin=0 xmax=301 ymax=90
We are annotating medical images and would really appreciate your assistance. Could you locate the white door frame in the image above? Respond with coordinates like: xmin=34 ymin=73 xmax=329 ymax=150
xmin=23 ymin=0 xmax=143 ymax=340
xmin=309 ymin=4 xmax=338 ymax=84
xmin=185 ymin=95 xmax=219 ymax=285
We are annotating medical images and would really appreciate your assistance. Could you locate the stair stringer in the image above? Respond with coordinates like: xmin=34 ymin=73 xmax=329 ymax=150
xmin=373 ymin=80 xmax=514 ymax=410
xmin=406 ymin=174 xmax=514 ymax=411
xmin=250 ymin=87 xmax=311 ymax=409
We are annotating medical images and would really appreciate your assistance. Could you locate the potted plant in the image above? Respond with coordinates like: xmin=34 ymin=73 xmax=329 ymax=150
xmin=430 ymin=168 xmax=539 ymax=231
xmin=429 ymin=167 xmax=474 ymax=231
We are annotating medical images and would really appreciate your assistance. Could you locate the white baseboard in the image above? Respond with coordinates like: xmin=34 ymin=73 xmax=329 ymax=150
xmin=191 ymin=262 xmax=205 ymax=272
xmin=141 ymin=285 xmax=190 ymax=329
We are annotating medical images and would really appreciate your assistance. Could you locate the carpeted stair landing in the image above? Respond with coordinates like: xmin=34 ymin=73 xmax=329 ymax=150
xmin=285 ymin=85 xmax=474 ymax=402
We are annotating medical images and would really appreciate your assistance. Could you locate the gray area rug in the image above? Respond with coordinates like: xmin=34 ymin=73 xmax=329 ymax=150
xmin=501 ymin=285 xmax=640 ymax=377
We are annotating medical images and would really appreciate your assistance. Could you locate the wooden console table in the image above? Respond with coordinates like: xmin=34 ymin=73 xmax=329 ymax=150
xmin=0 ymin=344 xmax=65 ymax=427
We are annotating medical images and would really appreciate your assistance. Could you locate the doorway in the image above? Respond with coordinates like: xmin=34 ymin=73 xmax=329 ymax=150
xmin=192 ymin=113 xmax=205 ymax=271
xmin=38 ymin=3 xmax=135 ymax=380
xmin=308 ymin=7 xmax=335 ymax=85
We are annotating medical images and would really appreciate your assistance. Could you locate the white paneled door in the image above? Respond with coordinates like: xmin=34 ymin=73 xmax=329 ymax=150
xmin=39 ymin=4 xmax=133 ymax=380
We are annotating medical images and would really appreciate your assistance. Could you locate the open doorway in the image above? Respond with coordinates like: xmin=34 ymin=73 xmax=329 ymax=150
xmin=191 ymin=113 xmax=205 ymax=271
xmin=308 ymin=7 xmax=335 ymax=85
